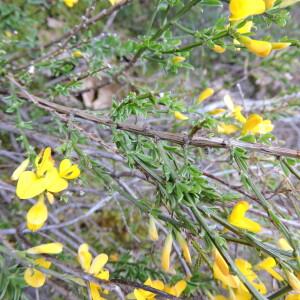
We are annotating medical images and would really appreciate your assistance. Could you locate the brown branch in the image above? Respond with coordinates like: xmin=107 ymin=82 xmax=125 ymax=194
xmin=7 ymin=74 xmax=300 ymax=160
xmin=0 ymin=238 xmax=181 ymax=300
xmin=11 ymin=0 xmax=131 ymax=71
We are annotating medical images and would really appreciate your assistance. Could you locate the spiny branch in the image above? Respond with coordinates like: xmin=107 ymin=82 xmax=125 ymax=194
xmin=8 ymin=74 xmax=300 ymax=160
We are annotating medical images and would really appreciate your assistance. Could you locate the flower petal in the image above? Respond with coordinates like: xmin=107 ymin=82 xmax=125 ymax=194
xmin=148 ymin=216 xmax=159 ymax=241
xmin=59 ymin=159 xmax=81 ymax=179
xmin=272 ymin=42 xmax=291 ymax=50
xmin=24 ymin=268 xmax=46 ymax=288
xmin=213 ymin=248 xmax=230 ymax=276
xmin=26 ymin=197 xmax=48 ymax=232
xmin=197 ymin=88 xmax=215 ymax=103
xmin=24 ymin=258 xmax=51 ymax=288
xmin=89 ymin=254 xmax=109 ymax=275
xmin=11 ymin=159 xmax=30 ymax=181
xmin=278 ymin=238 xmax=293 ymax=251
xmin=26 ymin=242 xmax=63 ymax=255
xmin=172 ymin=56 xmax=186 ymax=64
xmin=90 ymin=282 xmax=105 ymax=300
xmin=224 ymin=94 xmax=235 ymax=111
xmin=96 ymin=269 xmax=110 ymax=280
xmin=161 ymin=233 xmax=173 ymax=272
xmin=217 ymin=123 xmax=238 ymax=135
xmin=45 ymin=168 xmax=68 ymax=193
xmin=239 ymin=37 xmax=272 ymax=58
xmin=176 ymin=231 xmax=192 ymax=265
xmin=173 ymin=280 xmax=187 ymax=296
xmin=229 ymin=0 xmax=266 ymax=21
xmin=287 ymin=271 xmax=300 ymax=291
xmin=174 ymin=111 xmax=189 ymax=121
xmin=35 ymin=147 xmax=54 ymax=177
xmin=16 ymin=171 xmax=47 ymax=199
xmin=212 ymin=45 xmax=226 ymax=54
xmin=228 ymin=201 xmax=262 ymax=233
xmin=78 ymin=243 xmax=92 ymax=272
xmin=233 ymin=106 xmax=247 ymax=124
xmin=134 ymin=289 xmax=147 ymax=300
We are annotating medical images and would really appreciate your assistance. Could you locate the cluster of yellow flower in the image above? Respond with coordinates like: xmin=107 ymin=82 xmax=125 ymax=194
xmin=23 ymin=242 xmax=109 ymax=300
xmin=11 ymin=147 xmax=80 ymax=231
xmin=212 ymin=0 xmax=291 ymax=57
xmin=173 ymin=89 xmax=273 ymax=137
xmin=148 ymin=201 xmax=299 ymax=299
xmin=129 ymin=278 xmax=187 ymax=300
xmin=23 ymin=241 xmax=187 ymax=300
xmin=216 ymin=94 xmax=273 ymax=136
xmin=78 ymin=243 xmax=110 ymax=300
xmin=211 ymin=200 xmax=300 ymax=300
xmin=173 ymin=87 xmax=215 ymax=121
xmin=149 ymin=222 xmax=192 ymax=274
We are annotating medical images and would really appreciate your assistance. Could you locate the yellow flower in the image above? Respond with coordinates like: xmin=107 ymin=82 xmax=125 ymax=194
xmin=256 ymin=257 xmax=284 ymax=281
xmin=59 ymin=159 xmax=81 ymax=179
xmin=224 ymin=94 xmax=235 ymax=111
xmin=233 ymin=21 xmax=254 ymax=46
xmin=237 ymin=21 xmax=254 ymax=34
xmin=77 ymin=244 xmax=109 ymax=300
xmin=217 ymin=123 xmax=238 ymax=135
xmin=164 ymin=280 xmax=187 ymax=297
xmin=26 ymin=195 xmax=48 ymax=232
xmin=64 ymin=0 xmax=78 ymax=8
xmin=278 ymin=238 xmax=293 ymax=251
xmin=148 ymin=216 xmax=159 ymax=241
xmin=272 ymin=42 xmax=291 ymax=50
xmin=11 ymin=158 xmax=30 ymax=181
xmin=172 ymin=56 xmax=186 ymax=64
xmin=133 ymin=278 xmax=164 ymax=300
xmin=229 ymin=0 xmax=266 ymax=21
xmin=15 ymin=147 xmax=53 ymax=199
xmin=287 ymin=271 xmax=300 ymax=292
xmin=285 ymin=293 xmax=300 ymax=300
xmin=242 ymin=114 xmax=273 ymax=135
xmin=161 ymin=233 xmax=173 ymax=272
xmin=72 ymin=50 xmax=83 ymax=58
xmin=26 ymin=243 xmax=63 ymax=255
xmin=223 ymin=94 xmax=246 ymax=123
xmin=35 ymin=147 xmax=54 ymax=177
xmin=264 ymin=0 xmax=276 ymax=9
xmin=228 ymin=201 xmax=262 ymax=233
xmin=175 ymin=231 xmax=192 ymax=265
xmin=209 ymin=108 xmax=226 ymax=116
xmin=174 ymin=111 xmax=189 ymax=121
xmin=236 ymin=258 xmax=267 ymax=294
xmin=24 ymin=258 xmax=51 ymax=288
xmin=16 ymin=170 xmax=48 ymax=199
xmin=212 ymin=248 xmax=239 ymax=288
xmin=233 ymin=106 xmax=247 ymax=124
xmin=213 ymin=45 xmax=226 ymax=54
xmin=14 ymin=148 xmax=80 ymax=200
xmin=44 ymin=167 xmax=68 ymax=193
xmin=109 ymin=0 xmax=124 ymax=5
xmin=197 ymin=88 xmax=215 ymax=103
xmin=239 ymin=36 xmax=272 ymax=57
xmin=233 ymin=286 xmax=252 ymax=300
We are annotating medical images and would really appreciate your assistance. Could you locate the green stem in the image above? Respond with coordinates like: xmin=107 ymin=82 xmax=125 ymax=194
xmin=234 ymin=154 xmax=299 ymax=266
xmin=162 ymin=30 xmax=229 ymax=54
